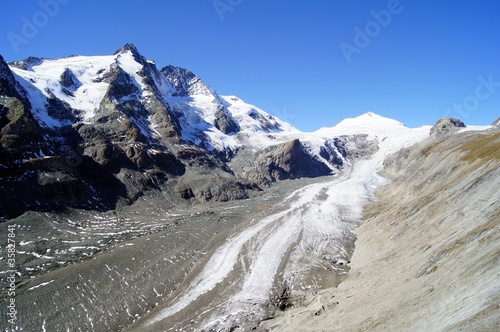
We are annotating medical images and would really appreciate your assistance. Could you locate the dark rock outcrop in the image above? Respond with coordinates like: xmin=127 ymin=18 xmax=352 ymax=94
xmin=319 ymin=137 xmax=349 ymax=168
xmin=214 ymin=105 xmax=240 ymax=134
xmin=37 ymin=171 xmax=86 ymax=201
xmin=0 ymin=55 xmax=46 ymax=163
xmin=247 ymin=139 xmax=333 ymax=186
xmin=60 ymin=67 xmax=82 ymax=95
xmin=430 ymin=118 xmax=466 ymax=137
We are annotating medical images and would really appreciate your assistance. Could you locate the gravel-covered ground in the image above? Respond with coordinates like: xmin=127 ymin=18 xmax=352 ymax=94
xmin=0 ymin=174 xmax=352 ymax=331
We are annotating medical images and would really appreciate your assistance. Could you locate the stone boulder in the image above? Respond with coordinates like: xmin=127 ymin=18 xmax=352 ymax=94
xmin=430 ymin=118 xmax=466 ymax=137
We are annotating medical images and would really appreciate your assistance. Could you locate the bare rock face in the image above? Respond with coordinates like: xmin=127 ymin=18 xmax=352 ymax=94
xmin=429 ymin=117 xmax=466 ymax=137
xmin=59 ymin=68 xmax=82 ymax=94
xmin=247 ymin=139 xmax=333 ymax=186
xmin=173 ymin=145 xmax=253 ymax=202
xmin=37 ymin=172 xmax=86 ymax=202
xmin=0 ymin=55 xmax=46 ymax=163
xmin=213 ymin=105 xmax=240 ymax=134
xmin=173 ymin=175 xmax=251 ymax=203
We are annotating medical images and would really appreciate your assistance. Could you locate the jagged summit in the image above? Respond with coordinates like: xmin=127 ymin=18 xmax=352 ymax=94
xmin=114 ymin=42 xmax=140 ymax=54
xmin=114 ymin=43 xmax=144 ymax=63
xmin=9 ymin=56 xmax=45 ymax=71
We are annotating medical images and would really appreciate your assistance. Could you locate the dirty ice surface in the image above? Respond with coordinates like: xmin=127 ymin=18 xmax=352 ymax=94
xmin=146 ymin=123 xmax=431 ymax=330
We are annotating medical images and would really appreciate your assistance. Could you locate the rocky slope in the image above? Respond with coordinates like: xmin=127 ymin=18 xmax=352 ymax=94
xmin=259 ymin=125 xmax=500 ymax=331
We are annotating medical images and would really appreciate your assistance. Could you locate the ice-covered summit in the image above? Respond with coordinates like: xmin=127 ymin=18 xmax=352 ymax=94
xmin=315 ymin=112 xmax=409 ymax=138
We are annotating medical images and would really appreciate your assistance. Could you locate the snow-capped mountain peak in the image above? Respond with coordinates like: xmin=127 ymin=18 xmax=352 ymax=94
xmin=7 ymin=44 xmax=168 ymax=127
xmin=4 ymin=43 xmax=434 ymax=164
xmin=335 ymin=111 xmax=406 ymax=130
xmin=10 ymin=54 xmax=116 ymax=125
xmin=315 ymin=111 xmax=409 ymax=139
xmin=0 ymin=44 xmax=447 ymax=219
xmin=114 ymin=43 xmax=145 ymax=65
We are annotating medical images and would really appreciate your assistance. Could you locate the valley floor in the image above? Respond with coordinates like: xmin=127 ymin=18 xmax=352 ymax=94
xmin=0 ymin=173 xmax=352 ymax=331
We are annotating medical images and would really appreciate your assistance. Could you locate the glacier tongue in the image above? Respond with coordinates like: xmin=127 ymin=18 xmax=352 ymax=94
xmin=143 ymin=124 xmax=431 ymax=331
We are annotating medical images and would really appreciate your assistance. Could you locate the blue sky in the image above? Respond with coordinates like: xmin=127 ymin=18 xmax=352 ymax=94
xmin=1 ymin=0 xmax=499 ymax=131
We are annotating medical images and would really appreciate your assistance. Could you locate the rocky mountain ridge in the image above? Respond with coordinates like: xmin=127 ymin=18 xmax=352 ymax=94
xmin=0 ymin=44 xmax=374 ymax=219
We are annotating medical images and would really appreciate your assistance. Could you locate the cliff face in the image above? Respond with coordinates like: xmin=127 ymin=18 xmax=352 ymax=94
xmin=260 ymin=128 xmax=500 ymax=331
xmin=243 ymin=139 xmax=334 ymax=186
